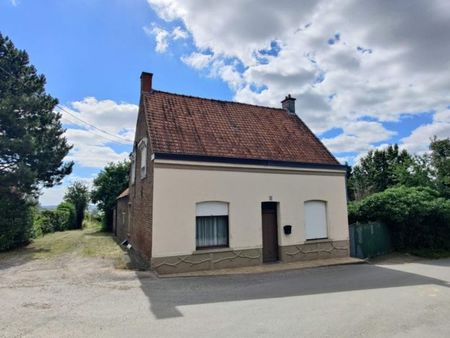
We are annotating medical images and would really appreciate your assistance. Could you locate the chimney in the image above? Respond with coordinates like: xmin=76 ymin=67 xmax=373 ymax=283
xmin=281 ymin=94 xmax=296 ymax=114
xmin=140 ymin=72 xmax=153 ymax=93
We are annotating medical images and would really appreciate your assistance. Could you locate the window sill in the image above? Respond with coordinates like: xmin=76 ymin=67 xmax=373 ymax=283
xmin=193 ymin=247 xmax=232 ymax=255
xmin=304 ymin=238 xmax=331 ymax=244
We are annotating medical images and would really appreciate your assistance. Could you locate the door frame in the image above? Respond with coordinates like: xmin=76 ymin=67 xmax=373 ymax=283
xmin=261 ymin=201 xmax=280 ymax=263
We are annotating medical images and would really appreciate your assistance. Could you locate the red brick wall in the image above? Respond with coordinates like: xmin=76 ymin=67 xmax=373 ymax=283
xmin=128 ymin=100 xmax=153 ymax=261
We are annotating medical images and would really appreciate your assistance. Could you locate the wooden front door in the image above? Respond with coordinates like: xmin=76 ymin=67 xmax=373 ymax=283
xmin=261 ymin=202 xmax=279 ymax=263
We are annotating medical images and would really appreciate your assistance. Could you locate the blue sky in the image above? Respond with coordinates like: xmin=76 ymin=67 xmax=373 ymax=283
xmin=1 ymin=0 xmax=449 ymax=205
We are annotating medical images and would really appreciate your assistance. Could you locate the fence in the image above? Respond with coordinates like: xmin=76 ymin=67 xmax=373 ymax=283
xmin=349 ymin=222 xmax=392 ymax=259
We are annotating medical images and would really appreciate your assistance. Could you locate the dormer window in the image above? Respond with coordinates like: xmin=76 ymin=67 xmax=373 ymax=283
xmin=138 ymin=138 xmax=148 ymax=179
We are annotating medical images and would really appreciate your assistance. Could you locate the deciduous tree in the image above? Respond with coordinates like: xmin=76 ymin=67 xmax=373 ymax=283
xmin=430 ymin=137 xmax=450 ymax=198
xmin=64 ymin=181 xmax=90 ymax=229
xmin=348 ymin=144 xmax=412 ymax=200
xmin=91 ymin=161 xmax=130 ymax=231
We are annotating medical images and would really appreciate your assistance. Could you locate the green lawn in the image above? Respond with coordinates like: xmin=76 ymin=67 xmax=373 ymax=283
xmin=0 ymin=220 xmax=129 ymax=268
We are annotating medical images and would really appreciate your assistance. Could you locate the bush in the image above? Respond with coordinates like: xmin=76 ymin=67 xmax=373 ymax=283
xmin=38 ymin=202 xmax=77 ymax=234
xmin=0 ymin=193 xmax=34 ymax=251
xmin=40 ymin=210 xmax=59 ymax=234
xmin=31 ymin=207 xmax=43 ymax=238
xmin=57 ymin=202 xmax=77 ymax=230
xmin=349 ymin=186 xmax=450 ymax=251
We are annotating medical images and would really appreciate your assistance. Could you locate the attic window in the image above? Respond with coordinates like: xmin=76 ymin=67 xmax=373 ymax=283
xmin=138 ymin=138 xmax=148 ymax=179
xmin=130 ymin=152 xmax=136 ymax=184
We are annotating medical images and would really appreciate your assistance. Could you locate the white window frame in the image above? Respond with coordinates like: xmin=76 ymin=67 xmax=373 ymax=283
xmin=138 ymin=138 xmax=147 ymax=179
xmin=195 ymin=201 xmax=229 ymax=249
xmin=130 ymin=152 xmax=136 ymax=184
xmin=304 ymin=200 xmax=328 ymax=240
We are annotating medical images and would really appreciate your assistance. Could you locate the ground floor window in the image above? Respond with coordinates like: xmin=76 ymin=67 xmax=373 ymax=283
xmin=196 ymin=202 xmax=229 ymax=249
xmin=304 ymin=200 xmax=328 ymax=240
xmin=196 ymin=216 xmax=228 ymax=248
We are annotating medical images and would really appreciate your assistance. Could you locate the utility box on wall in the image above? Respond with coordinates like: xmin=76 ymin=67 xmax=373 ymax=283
xmin=283 ymin=225 xmax=292 ymax=235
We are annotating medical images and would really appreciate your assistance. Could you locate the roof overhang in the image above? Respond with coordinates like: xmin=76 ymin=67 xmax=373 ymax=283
xmin=153 ymin=152 xmax=346 ymax=172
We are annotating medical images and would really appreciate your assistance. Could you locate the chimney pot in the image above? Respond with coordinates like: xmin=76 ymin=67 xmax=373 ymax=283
xmin=281 ymin=94 xmax=296 ymax=114
xmin=140 ymin=72 xmax=153 ymax=93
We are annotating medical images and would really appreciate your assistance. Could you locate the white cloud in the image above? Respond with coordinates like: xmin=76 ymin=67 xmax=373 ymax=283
xmin=40 ymin=97 xmax=136 ymax=205
xmin=336 ymin=156 xmax=353 ymax=165
xmin=59 ymin=97 xmax=138 ymax=169
xmin=148 ymin=0 xmax=450 ymax=158
xmin=144 ymin=24 xmax=188 ymax=53
xmin=143 ymin=25 xmax=170 ymax=53
xmin=172 ymin=26 xmax=188 ymax=40
xmin=39 ymin=176 xmax=95 ymax=206
xmin=321 ymin=120 xmax=397 ymax=154
xmin=61 ymin=97 xmax=138 ymax=136
xmin=401 ymin=108 xmax=450 ymax=153
xmin=67 ymin=145 xmax=129 ymax=168
xmin=181 ymin=52 xmax=213 ymax=69
xmin=39 ymin=185 xmax=66 ymax=206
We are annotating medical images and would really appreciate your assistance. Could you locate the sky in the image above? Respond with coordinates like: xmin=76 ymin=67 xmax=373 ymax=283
xmin=1 ymin=0 xmax=449 ymax=205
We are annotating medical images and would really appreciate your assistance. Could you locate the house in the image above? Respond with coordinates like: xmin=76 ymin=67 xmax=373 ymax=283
xmin=117 ymin=72 xmax=349 ymax=274
xmin=113 ymin=188 xmax=129 ymax=241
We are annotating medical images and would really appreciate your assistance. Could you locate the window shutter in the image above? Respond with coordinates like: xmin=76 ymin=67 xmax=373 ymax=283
xmin=304 ymin=201 xmax=328 ymax=240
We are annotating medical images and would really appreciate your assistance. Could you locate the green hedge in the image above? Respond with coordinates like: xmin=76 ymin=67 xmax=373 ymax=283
xmin=38 ymin=202 xmax=77 ymax=234
xmin=0 ymin=196 xmax=77 ymax=252
xmin=57 ymin=202 xmax=77 ymax=230
xmin=0 ymin=193 xmax=33 ymax=251
xmin=349 ymin=186 xmax=450 ymax=251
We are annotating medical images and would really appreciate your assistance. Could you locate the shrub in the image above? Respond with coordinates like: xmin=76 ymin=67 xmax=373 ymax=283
xmin=349 ymin=186 xmax=450 ymax=251
xmin=57 ymin=202 xmax=77 ymax=230
xmin=31 ymin=206 xmax=43 ymax=238
xmin=40 ymin=210 xmax=59 ymax=234
xmin=0 ymin=193 xmax=33 ymax=251
xmin=38 ymin=202 xmax=77 ymax=234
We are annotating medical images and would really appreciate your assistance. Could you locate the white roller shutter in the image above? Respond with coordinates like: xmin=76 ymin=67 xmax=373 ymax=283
xmin=196 ymin=202 xmax=228 ymax=216
xmin=304 ymin=201 xmax=328 ymax=240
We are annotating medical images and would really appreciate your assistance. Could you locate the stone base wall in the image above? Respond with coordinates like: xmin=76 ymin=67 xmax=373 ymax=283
xmin=151 ymin=241 xmax=349 ymax=274
xmin=151 ymin=248 xmax=262 ymax=274
xmin=279 ymin=240 xmax=349 ymax=263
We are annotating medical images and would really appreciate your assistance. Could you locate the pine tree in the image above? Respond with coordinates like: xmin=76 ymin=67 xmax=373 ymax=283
xmin=0 ymin=33 xmax=73 ymax=250
xmin=0 ymin=33 xmax=73 ymax=196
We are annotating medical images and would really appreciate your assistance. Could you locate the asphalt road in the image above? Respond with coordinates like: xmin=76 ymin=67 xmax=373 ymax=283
xmin=1 ymin=255 xmax=450 ymax=337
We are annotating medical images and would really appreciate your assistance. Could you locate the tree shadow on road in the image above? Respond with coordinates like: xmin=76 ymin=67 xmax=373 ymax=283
xmin=137 ymin=261 xmax=450 ymax=319
xmin=0 ymin=247 xmax=50 ymax=270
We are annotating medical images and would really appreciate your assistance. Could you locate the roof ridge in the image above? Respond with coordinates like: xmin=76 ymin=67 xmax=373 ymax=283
xmin=147 ymin=89 xmax=285 ymax=112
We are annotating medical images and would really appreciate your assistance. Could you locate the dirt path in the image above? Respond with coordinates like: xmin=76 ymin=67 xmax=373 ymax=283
xmin=0 ymin=227 xmax=154 ymax=337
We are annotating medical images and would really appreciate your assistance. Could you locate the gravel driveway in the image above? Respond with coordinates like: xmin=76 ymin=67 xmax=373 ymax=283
xmin=1 ymin=240 xmax=450 ymax=337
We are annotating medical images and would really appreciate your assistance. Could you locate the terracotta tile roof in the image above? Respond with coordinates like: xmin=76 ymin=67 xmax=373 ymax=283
xmin=117 ymin=188 xmax=129 ymax=200
xmin=142 ymin=90 xmax=339 ymax=165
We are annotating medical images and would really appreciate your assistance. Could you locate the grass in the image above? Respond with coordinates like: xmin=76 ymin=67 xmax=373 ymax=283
xmin=0 ymin=219 xmax=129 ymax=269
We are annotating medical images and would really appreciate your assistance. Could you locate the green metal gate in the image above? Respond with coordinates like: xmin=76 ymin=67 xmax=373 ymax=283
xmin=349 ymin=222 xmax=392 ymax=259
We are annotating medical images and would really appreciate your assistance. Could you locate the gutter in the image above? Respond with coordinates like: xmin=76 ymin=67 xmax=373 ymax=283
xmin=153 ymin=152 xmax=346 ymax=171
